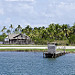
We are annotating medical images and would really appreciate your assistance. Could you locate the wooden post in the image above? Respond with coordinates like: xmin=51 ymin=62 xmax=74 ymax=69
xmin=43 ymin=52 xmax=44 ymax=58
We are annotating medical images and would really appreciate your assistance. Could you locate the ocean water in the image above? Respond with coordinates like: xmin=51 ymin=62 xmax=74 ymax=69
xmin=0 ymin=52 xmax=75 ymax=75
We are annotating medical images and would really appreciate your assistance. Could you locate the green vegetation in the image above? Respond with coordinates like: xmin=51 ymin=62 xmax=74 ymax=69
xmin=0 ymin=23 xmax=75 ymax=45
xmin=0 ymin=33 xmax=7 ymax=41
xmin=68 ymin=35 xmax=75 ymax=45
xmin=57 ymin=49 xmax=75 ymax=53
xmin=0 ymin=49 xmax=75 ymax=53
xmin=0 ymin=45 xmax=47 ymax=47
xmin=0 ymin=49 xmax=47 ymax=52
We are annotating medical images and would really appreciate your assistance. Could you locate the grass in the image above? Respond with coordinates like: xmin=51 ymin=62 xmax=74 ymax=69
xmin=0 ymin=48 xmax=75 ymax=53
xmin=0 ymin=49 xmax=48 ymax=52
xmin=0 ymin=45 xmax=47 ymax=47
xmin=57 ymin=49 xmax=75 ymax=53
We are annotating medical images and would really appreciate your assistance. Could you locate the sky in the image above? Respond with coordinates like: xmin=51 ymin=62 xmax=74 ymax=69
xmin=0 ymin=0 xmax=75 ymax=29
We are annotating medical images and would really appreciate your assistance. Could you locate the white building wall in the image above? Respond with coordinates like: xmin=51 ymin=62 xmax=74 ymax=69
xmin=48 ymin=44 xmax=56 ymax=54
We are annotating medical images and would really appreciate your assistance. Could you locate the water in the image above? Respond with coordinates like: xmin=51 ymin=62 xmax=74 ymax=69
xmin=0 ymin=52 xmax=75 ymax=75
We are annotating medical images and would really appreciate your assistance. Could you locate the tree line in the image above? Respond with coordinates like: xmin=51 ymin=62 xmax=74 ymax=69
xmin=0 ymin=23 xmax=75 ymax=45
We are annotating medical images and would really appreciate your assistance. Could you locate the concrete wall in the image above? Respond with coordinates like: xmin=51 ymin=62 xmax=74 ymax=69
xmin=48 ymin=44 xmax=56 ymax=54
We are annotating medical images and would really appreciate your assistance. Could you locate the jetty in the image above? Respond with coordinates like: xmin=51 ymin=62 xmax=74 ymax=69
xmin=43 ymin=43 xmax=68 ymax=58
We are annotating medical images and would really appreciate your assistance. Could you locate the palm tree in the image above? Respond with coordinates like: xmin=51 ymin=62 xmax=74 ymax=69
xmin=9 ymin=24 xmax=13 ymax=34
xmin=14 ymin=28 xmax=18 ymax=34
xmin=54 ymin=24 xmax=62 ymax=40
xmin=72 ymin=24 xmax=75 ymax=34
xmin=47 ymin=23 xmax=55 ymax=39
xmin=22 ymin=25 xmax=32 ymax=35
xmin=17 ymin=25 xmax=22 ymax=33
xmin=7 ymin=29 xmax=11 ymax=35
xmin=62 ymin=24 xmax=69 ymax=38
xmin=1 ymin=26 xmax=7 ymax=34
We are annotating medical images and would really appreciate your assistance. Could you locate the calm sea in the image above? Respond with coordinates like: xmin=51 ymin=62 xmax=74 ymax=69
xmin=0 ymin=52 xmax=75 ymax=75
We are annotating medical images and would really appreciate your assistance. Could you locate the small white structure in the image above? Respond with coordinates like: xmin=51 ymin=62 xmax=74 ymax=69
xmin=48 ymin=44 xmax=56 ymax=54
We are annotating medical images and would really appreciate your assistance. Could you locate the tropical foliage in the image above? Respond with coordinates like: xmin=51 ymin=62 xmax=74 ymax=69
xmin=0 ymin=23 xmax=75 ymax=45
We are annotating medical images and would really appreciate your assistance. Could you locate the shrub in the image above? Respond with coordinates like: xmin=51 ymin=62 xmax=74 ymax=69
xmin=68 ymin=35 xmax=75 ymax=45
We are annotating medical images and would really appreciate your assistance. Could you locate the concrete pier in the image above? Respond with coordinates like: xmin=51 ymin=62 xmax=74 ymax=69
xmin=43 ymin=43 xmax=69 ymax=58
xmin=43 ymin=51 xmax=68 ymax=58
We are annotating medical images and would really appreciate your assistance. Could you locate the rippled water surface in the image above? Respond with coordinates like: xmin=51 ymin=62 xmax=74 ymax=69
xmin=0 ymin=52 xmax=75 ymax=75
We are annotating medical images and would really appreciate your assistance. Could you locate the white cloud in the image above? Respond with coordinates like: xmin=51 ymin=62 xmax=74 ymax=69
xmin=0 ymin=0 xmax=74 ymax=28
xmin=42 ymin=12 xmax=55 ymax=18
xmin=49 ymin=2 xmax=75 ymax=11
xmin=48 ymin=1 xmax=75 ymax=17
xmin=58 ymin=2 xmax=75 ymax=10
xmin=0 ymin=8 xmax=4 ymax=15
xmin=4 ymin=2 xmax=34 ymax=17
xmin=12 ymin=3 xmax=34 ymax=15
xmin=18 ymin=3 xmax=33 ymax=9
xmin=5 ymin=0 xmax=34 ymax=1
xmin=5 ymin=18 xmax=11 ymax=24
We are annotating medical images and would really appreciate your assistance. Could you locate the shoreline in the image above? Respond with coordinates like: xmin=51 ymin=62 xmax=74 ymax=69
xmin=0 ymin=49 xmax=75 ymax=53
xmin=0 ymin=49 xmax=47 ymax=52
